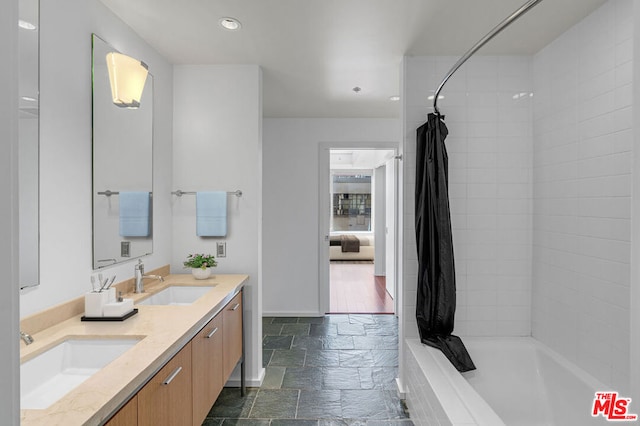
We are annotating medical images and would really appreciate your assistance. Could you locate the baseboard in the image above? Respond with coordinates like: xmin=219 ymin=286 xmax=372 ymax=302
xmin=225 ymin=367 xmax=265 ymax=388
xmin=396 ymin=377 xmax=407 ymax=398
xmin=262 ymin=311 xmax=325 ymax=317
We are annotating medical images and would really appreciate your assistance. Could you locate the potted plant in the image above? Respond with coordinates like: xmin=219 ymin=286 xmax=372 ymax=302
xmin=183 ymin=253 xmax=217 ymax=280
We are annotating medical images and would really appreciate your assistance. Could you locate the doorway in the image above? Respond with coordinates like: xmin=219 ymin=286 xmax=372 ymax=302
xmin=318 ymin=145 xmax=398 ymax=315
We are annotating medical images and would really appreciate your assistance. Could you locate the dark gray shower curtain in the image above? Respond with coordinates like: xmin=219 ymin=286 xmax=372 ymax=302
xmin=415 ymin=113 xmax=475 ymax=372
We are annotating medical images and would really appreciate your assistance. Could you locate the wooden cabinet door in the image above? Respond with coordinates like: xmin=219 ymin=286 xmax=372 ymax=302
xmin=222 ymin=291 xmax=243 ymax=381
xmin=105 ymin=395 xmax=138 ymax=426
xmin=138 ymin=342 xmax=193 ymax=426
xmin=192 ymin=314 xmax=224 ymax=426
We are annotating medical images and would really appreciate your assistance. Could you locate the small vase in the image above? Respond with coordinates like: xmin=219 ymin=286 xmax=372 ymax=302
xmin=191 ymin=267 xmax=212 ymax=280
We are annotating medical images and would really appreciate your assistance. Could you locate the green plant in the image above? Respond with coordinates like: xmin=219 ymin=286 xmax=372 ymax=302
xmin=183 ymin=253 xmax=217 ymax=269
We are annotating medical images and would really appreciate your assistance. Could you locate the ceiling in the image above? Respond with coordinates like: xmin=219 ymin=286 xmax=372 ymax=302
xmin=99 ymin=0 xmax=607 ymax=118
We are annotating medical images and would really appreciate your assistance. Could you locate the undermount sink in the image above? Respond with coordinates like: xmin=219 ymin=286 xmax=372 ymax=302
xmin=21 ymin=338 xmax=141 ymax=410
xmin=137 ymin=286 xmax=214 ymax=306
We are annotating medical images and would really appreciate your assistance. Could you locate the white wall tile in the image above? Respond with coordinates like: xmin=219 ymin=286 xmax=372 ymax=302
xmin=532 ymin=0 xmax=632 ymax=393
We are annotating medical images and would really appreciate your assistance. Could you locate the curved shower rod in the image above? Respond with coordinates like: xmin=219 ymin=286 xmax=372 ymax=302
xmin=433 ymin=0 xmax=544 ymax=115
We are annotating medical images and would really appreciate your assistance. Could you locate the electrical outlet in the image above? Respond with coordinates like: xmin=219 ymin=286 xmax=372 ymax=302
xmin=216 ymin=242 xmax=226 ymax=258
xmin=121 ymin=241 xmax=131 ymax=257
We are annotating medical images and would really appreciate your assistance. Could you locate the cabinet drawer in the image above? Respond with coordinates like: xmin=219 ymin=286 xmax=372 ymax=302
xmin=192 ymin=314 xmax=224 ymax=426
xmin=138 ymin=343 xmax=193 ymax=426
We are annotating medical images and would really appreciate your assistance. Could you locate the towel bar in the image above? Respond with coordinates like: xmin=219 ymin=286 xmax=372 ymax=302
xmin=171 ymin=190 xmax=242 ymax=197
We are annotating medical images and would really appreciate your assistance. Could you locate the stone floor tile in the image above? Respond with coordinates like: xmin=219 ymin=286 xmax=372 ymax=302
xmin=297 ymin=317 xmax=326 ymax=324
xmin=341 ymin=390 xmax=389 ymax=419
xmin=221 ymin=420 xmax=271 ymax=426
xmin=352 ymin=336 xmax=397 ymax=350
xmin=324 ymin=315 xmax=351 ymax=324
xmin=348 ymin=314 xmax=376 ymax=325
xmin=263 ymin=349 xmax=274 ymax=367
xmin=372 ymin=315 xmax=398 ymax=325
xmin=292 ymin=336 xmax=325 ymax=350
xmin=281 ymin=323 xmax=311 ymax=336
xmin=363 ymin=324 xmax=398 ymax=336
xmin=263 ymin=317 xmax=276 ymax=325
xmin=310 ymin=323 xmax=338 ymax=336
xmin=296 ymin=390 xmax=342 ymax=419
xmin=249 ymin=389 xmax=299 ymax=419
xmin=261 ymin=366 xmax=286 ymax=389
xmin=207 ymin=388 xmax=258 ymax=418
xmin=270 ymin=349 xmax=307 ymax=367
xmin=272 ymin=317 xmax=300 ymax=324
xmin=263 ymin=324 xmax=284 ymax=336
xmin=202 ymin=418 xmax=224 ymax=426
xmin=337 ymin=323 xmax=366 ymax=336
xmin=383 ymin=390 xmax=410 ymax=419
xmin=319 ymin=420 xmax=367 ymax=426
xmin=322 ymin=367 xmax=361 ymax=390
xmin=371 ymin=350 xmax=398 ymax=367
xmin=282 ymin=367 xmax=324 ymax=390
xmin=271 ymin=420 xmax=319 ymax=426
xmin=318 ymin=418 xmax=367 ymax=426
xmin=338 ymin=350 xmax=374 ymax=367
xmin=263 ymin=335 xmax=294 ymax=350
xmin=304 ymin=350 xmax=341 ymax=367
xmin=358 ymin=367 xmax=375 ymax=390
xmin=323 ymin=336 xmax=354 ymax=350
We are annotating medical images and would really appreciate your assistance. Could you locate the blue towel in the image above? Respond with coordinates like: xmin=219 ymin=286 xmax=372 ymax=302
xmin=196 ymin=191 xmax=227 ymax=237
xmin=119 ymin=191 xmax=150 ymax=237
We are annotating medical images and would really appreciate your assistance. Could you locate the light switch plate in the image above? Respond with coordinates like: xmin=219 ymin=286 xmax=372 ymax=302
xmin=216 ymin=242 xmax=226 ymax=258
xmin=121 ymin=241 xmax=131 ymax=257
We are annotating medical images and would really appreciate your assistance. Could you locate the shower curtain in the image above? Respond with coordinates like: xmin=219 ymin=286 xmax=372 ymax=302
xmin=415 ymin=112 xmax=475 ymax=372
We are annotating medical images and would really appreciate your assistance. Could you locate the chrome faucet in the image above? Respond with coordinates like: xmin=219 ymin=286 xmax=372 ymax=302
xmin=134 ymin=259 xmax=164 ymax=293
xmin=20 ymin=331 xmax=34 ymax=345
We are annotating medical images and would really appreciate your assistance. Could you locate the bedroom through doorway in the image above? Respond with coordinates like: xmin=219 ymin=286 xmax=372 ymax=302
xmin=327 ymin=149 xmax=396 ymax=314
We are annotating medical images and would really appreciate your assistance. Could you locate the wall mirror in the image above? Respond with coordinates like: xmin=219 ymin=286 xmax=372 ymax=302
xmin=18 ymin=0 xmax=40 ymax=289
xmin=91 ymin=34 xmax=153 ymax=270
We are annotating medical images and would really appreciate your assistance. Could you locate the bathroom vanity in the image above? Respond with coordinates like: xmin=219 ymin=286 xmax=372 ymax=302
xmin=19 ymin=273 xmax=247 ymax=425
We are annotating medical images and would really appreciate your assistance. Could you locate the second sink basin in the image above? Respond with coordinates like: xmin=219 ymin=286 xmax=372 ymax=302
xmin=138 ymin=286 xmax=214 ymax=306
xmin=21 ymin=338 xmax=141 ymax=410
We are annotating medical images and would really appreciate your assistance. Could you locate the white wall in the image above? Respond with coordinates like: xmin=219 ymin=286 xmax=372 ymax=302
xmin=402 ymin=56 xmax=534 ymax=341
xmin=172 ymin=65 xmax=263 ymax=384
xmin=532 ymin=0 xmax=633 ymax=392
xmin=1 ymin=0 xmax=20 ymax=420
xmin=262 ymin=118 xmax=399 ymax=316
xmin=19 ymin=0 xmax=174 ymax=317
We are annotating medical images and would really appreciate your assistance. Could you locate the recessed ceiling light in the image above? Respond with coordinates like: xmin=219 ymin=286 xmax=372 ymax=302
xmin=18 ymin=19 xmax=36 ymax=30
xmin=21 ymin=96 xmax=37 ymax=102
xmin=389 ymin=96 xmax=400 ymax=101
xmin=219 ymin=17 xmax=241 ymax=30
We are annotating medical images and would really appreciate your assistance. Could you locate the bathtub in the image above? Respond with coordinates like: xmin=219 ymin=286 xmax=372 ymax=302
xmin=405 ymin=337 xmax=609 ymax=426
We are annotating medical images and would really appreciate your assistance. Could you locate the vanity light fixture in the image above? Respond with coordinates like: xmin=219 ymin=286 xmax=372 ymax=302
xmin=219 ymin=17 xmax=241 ymax=30
xmin=105 ymin=52 xmax=149 ymax=109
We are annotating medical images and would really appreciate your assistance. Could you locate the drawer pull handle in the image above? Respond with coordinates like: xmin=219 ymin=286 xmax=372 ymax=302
xmin=163 ymin=366 xmax=183 ymax=385
xmin=206 ymin=327 xmax=219 ymax=339
xmin=231 ymin=303 xmax=240 ymax=311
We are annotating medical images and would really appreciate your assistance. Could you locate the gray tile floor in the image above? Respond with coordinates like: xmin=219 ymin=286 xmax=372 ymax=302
xmin=203 ymin=314 xmax=413 ymax=426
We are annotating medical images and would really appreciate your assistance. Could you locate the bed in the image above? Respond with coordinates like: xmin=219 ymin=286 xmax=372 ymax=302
xmin=329 ymin=234 xmax=375 ymax=261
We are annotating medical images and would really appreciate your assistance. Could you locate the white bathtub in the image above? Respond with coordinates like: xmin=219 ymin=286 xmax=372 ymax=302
xmin=405 ymin=337 xmax=608 ymax=426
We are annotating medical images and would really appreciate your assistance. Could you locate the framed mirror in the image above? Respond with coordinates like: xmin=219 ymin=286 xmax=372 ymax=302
xmin=18 ymin=0 xmax=40 ymax=289
xmin=91 ymin=34 xmax=153 ymax=270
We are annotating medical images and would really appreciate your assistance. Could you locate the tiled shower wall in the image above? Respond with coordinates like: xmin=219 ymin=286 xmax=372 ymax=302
xmin=532 ymin=0 xmax=633 ymax=392
xmin=402 ymin=56 xmax=533 ymax=340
